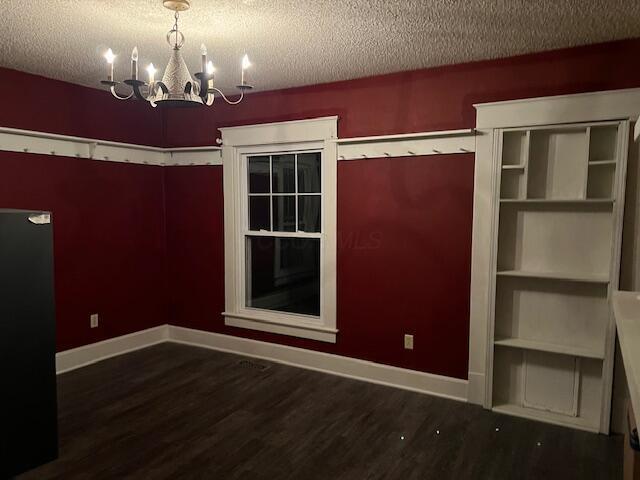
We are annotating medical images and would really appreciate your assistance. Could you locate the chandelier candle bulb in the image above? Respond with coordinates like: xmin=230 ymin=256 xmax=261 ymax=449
xmin=206 ymin=61 xmax=215 ymax=88
xmin=200 ymin=43 xmax=207 ymax=74
xmin=104 ymin=48 xmax=115 ymax=81
xmin=146 ymin=63 xmax=157 ymax=84
xmin=131 ymin=47 xmax=139 ymax=80
xmin=241 ymin=54 xmax=251 ymax=85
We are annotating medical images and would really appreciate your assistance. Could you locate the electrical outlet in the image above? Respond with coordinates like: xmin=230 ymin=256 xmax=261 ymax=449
xmin=90 ymin=313 xmax=99 ymax=329
xmin=404 ymin=334 xmax=414 ymax=350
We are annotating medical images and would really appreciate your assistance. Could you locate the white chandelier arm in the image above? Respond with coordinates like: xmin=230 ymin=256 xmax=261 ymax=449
xmin=109 ymin=85 xmax=134 ymax=101
xmin=146 ymin=82 xmax=169 ymax=107
xmin=211 ymin=88 xmax=245 ymax=106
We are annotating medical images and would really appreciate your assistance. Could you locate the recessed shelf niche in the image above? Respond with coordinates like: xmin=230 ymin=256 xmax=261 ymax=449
xmin=502 ymin=131 xmax=528 ymax=166
xmin=589 ymin=125 xmax=618 ymax=162
xmin=500 ymin=130 xmax=528 ymax=200
xmin=497 ymin=202 xmax=613 ymax=279
xmin=527 ymin=127 xmax=588 ymax=200
xmin=499 ymin=122 xmax=620 ymax=202
xmin=495 ymin=276 xmax=608 ymax=357
xmin=489 ymin=120 xmax=627 ymax=433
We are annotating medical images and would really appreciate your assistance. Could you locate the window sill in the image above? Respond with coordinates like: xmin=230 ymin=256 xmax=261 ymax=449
xmin=223 ymin=311 xmax=338 ymax=343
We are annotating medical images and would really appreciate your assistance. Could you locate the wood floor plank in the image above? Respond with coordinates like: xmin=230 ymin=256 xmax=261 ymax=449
xmin=18 ymin=343 xmax=623 ymax=479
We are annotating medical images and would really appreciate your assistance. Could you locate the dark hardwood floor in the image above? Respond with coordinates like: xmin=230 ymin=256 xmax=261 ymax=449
xmin=18 ymin=343 xmax=622 ymax=479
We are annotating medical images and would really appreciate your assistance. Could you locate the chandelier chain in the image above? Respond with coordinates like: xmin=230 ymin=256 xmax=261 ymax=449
xmin=173 ymin=11 xmax=179 ymax=48
xmin=165 ymin=10 xmax=185 ymax=49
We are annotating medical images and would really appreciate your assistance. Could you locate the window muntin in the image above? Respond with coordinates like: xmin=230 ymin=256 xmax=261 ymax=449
xmin=246 ymin=152 xmax=322 ymax=234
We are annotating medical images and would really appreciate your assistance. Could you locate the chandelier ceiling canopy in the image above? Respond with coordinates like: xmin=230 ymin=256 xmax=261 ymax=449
xmin=100 ymin=0 xmax=253 ymax=108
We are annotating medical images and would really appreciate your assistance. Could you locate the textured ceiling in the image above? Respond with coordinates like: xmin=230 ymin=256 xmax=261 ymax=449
xmin=1 ymin=0 xmax=640 ymax=94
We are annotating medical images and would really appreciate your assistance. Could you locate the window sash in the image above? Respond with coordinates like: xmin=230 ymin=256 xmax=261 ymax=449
xmin=245 ymin=150 xmax=323 ymax=234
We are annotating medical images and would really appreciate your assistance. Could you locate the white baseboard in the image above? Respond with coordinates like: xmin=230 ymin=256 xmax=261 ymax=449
xmin=56 ymin=325 xmax=169 ymax=374
xmin=168 ymin=325 xmax=468 ymax=402
xmin=55 ymin=324 xmax=468 ymax=402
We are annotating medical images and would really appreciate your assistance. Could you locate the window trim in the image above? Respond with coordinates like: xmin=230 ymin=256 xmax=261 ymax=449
xmin=221 ymin=117 xmax=338 ymax=343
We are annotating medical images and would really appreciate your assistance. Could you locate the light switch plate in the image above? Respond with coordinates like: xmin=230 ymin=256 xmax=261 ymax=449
xmin=90 ymin=313 xmax=99 ymax=329
xmin=404 ymin=334 xmax=414 ymax=350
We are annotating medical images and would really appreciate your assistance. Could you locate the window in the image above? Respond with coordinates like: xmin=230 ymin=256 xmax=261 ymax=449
xmin=246 ymin=152 xmax=322 ymax=317
xmin=221 ymin=117 xmax=337 ymax=343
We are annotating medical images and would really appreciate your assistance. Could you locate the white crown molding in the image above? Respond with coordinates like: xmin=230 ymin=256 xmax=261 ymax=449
xmin=0 ymin=127 xmax=222 ymax=166
xmin=474 ymin=88 xmax=640 ymax=129
xmin=54 ymin=324 xmax=468 ymax=402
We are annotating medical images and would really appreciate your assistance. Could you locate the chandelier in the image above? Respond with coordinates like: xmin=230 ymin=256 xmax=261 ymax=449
xmin=100 ymin=0 xmax=253 ymax=108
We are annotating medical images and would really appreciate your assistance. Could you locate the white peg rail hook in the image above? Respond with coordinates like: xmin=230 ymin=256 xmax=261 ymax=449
xmin=334 ymin=128 xmax=475 ymax=161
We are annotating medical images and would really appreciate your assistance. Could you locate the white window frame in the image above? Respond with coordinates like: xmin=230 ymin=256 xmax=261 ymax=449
xmin=221 ymin=117 xmax=338 ymax=343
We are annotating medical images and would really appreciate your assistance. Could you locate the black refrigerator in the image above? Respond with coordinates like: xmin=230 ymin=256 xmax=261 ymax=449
xmin=0 ymin=210 xmax=58 ymax=478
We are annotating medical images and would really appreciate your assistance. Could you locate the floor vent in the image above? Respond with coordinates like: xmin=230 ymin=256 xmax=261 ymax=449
xmin=236 ymin=359 xmax=270 ymax=371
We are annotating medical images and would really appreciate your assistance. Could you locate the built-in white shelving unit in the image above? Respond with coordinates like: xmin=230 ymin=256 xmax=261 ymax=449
xmin=488 ymin=120 xmax=629 ymax=433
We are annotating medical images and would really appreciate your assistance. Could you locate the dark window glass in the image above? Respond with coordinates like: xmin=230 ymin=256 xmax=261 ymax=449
xmin=248 ymin=196 xmax=270 ymax=231
xmin=272 ymin=196 xmax=296 ymax=232
xmin=298 ymin=196 xmax=321 ymax=232
xmin=246 ymin=236 xmax=320 ymax=316
xmin=248 ymin=156 xmax=270 ymax=193
xmin=297 ymin=152 xmax=321 ymax=193
xmin=272 ymin=154 xmax=295 ymax=193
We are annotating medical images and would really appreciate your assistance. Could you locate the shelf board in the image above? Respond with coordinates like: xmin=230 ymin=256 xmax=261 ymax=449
xmin=500 ymin=198 xmax=614 ymax=205
xmin=492 ymin=403 xmax=599 ymax=433
xmin=588 ymin=160 xmax=616 ymax=166
xmin=494 ymin=337 xmax=604 ymax=360
xmin=502 ymin=164 xmax=526 ymax=170
xmin=496 ymin=270 xmax=610 ymax=284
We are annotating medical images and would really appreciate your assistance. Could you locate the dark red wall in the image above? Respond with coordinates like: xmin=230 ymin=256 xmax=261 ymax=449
xmin=0 ymin=153 xmax=167 ymax=351
xmin=164 ymin=166 xmax=225 ymax=334
xmin=164 ymin=156 xmax=474 ymax=379
xmin=337 ymin=155 xmax=473 ymax=377
xmin=163 ymin=39 xmax=640 ymax=380
xmin=0 ymin=68 xmax=167 ymax=351
xmin=0 ymin=68 xmax=164 ymax=146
